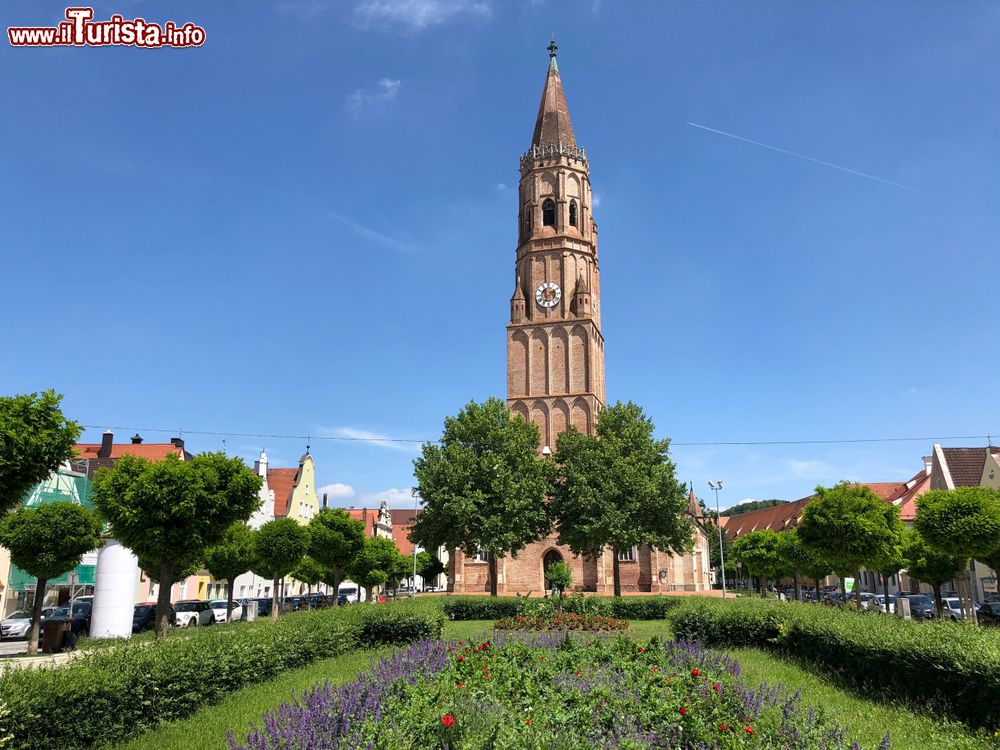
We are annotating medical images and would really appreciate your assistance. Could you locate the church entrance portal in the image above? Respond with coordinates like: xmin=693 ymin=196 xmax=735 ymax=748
xmin=543 ymin=550 xmax=563 ymax=590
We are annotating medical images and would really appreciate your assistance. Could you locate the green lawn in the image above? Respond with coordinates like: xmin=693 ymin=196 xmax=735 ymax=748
xmin=110 ymin=619 xmax=995 ymax=750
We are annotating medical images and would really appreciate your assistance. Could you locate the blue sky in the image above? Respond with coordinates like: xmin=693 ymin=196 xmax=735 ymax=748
xmin=2 ymin=1 xmax=998 ymax=511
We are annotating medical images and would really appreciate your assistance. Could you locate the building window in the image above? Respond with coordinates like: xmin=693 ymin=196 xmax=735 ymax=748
xmin=524 ymin=207 xmax=533 ymax=236
xmin=569 ymin=200 xmax=577 ymax=227
xmin=470 ymin=548 xmax=489 ymax=563
xmin=617 ymin=547 xmax=637 ymax=562
xmin=542 ymin=199 xmax=555 ymax=227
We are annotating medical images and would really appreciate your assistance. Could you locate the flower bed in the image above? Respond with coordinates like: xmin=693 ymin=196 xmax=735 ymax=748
xmin=494 ymin=611 xmax=629 ymax=631
xmin=231 ymin=633 xmax=885 ymax=749
xmin=441 ymin=594 xmax=682 ymax=621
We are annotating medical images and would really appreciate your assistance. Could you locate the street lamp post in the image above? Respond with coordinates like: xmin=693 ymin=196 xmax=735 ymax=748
xmin=708 ymin=481 xmax=727 ymax=599
xmin=411 ymin=492 xmax=418 ymax=599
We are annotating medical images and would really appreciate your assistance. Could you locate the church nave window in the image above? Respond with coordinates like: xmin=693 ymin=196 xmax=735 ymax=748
xmin=569 ymin=199 xmax=578 ymax=227
xmin=542 ymin=198 xmax=555 ymax=227
xmin=617 ymin=547 xmax=637 ymax=562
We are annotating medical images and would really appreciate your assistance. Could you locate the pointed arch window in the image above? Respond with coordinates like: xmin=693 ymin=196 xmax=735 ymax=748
xmin=542 ymin=199 xmax=556 ymax=227
xmin=569 ymin=200 xmax=578 ymax=227
xmin=524 ymin=207 xmax=533 ymax=237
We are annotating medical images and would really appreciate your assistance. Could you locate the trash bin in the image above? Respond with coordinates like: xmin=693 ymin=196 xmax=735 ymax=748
xmin=41 ymin=620 xmax=70 ymax=653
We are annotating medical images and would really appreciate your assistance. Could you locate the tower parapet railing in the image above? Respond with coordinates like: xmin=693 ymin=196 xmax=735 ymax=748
xmin=520 ymin=142 xmax=588 ymax=168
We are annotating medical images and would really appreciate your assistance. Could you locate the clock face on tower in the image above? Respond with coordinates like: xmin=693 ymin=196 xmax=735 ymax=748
xmin=535 ymin=281 xmax=561 ymax=308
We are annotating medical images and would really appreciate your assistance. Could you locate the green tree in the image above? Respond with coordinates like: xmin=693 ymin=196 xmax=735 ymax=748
xmin=798 ymin=483 xmax=904 ymax=607
xmin=903 ymin=529 xmax=964 ymax=619
xmin=253 ymin=518 xmax=308 ymax=619
xmin=914 ymin=487 xmax=1000 ymax=624
xmin=0 ymin=502 xmax=101 ymax=654
xmin=411 ymin=398 xmax=552 ymax=597
xmin=732 ymin=529 xmax=783 ymax=596
xmin=352 ymin=536 xmax=407 ymax=602
xmin=551 ymin=401 xmax=691 ymax=597
xmin=705 ymin=520 xmax=736 ymax=584
xmin=0 ymin=391 xmax=81 ymax=514
xmin=291 ymin=555 xmax=327 ymax=597
xmin=92 ymin=452 xmax=262 ymax=637
xmin=872 ymin=533 xmax=906 ymax=607
xmin=545 ymin=560 xmax=573 ymax=612
xmin=776 ymin=528 xmax=823 ymax=602
xmin=307 ymin=508 xmax=365 ymax=604
xmin=204 ymin=523 xmax=256 ymax=622
xmin=416 ymin=550 xmax=446 ymax=589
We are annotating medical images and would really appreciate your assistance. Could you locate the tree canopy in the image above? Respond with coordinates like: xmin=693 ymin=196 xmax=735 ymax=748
xmin=92 ymin=452 xmax=262 ymax=636
xmin=0 ymin=391 xmax=81 ymax=514
xmin=732 ymin=529 xmax=783 ymax=594
xmin=411 ymin=397 xmax=552 ymax=596
xmin=903 ymin=529 xmax=963 ymax=618
xmin=204 ymin=522 xmax=257 ymax=620
xmin=551 ymin=401 xmax=691 ymax=597
xmin=307 ymin=508 xmax=365 ymax=601
xmin=254 ymin=517 xmax=308 ymax=619
xmin=0 ymin=501 xmax=102 ymax=654
xmin=798 ymin=482 xmax=903 ymax=606
xmin=416 ymin=550 xmax=446 ymax=584
xmin=352 ymin=536 xmax=408 ymax=599
xmin=723 ymin=499 xmax=787 ymax=518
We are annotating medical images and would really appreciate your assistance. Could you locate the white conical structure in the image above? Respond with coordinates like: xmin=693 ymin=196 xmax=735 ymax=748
xmin=90 ymin=538 xmax=139 ymax=638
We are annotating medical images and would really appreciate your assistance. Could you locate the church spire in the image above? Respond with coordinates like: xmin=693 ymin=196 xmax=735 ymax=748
xmin=531 ymin=37 xmax=577 ymax=150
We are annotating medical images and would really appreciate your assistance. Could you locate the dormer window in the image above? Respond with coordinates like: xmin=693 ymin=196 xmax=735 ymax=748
xmin=569 ymin=199 xmax=578 ymax=227
xmin=542 ymin=199 xmax=555 ymax=227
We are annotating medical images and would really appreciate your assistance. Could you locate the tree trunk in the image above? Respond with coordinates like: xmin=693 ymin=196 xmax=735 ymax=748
xmin=854 ymin=569 xmax=862 ymax=608
xmin=488 ymin=553 xmax=498 ymax=597
xmin=156 ymin=563 xmax=174 ymax=638
xmin=612 ymin=551 xmax=622 ymax=598
xmin=814 ymin=577 xmax=820 ymax=602
xmin=932 ymin=583 xmax=943 ymax=619
xmin=226 ymin=579 xmax=235 ymax=623
xmin=331 ymin=567 xmax=343 ymax=606
xmin=882 ymin=574 xmax=890 ymax=613
xmin=757 ymin=576 xmax=765 ymax=598
xmin=967 ymin=565 xmax=980 ymax=626
xmin=271 ymin=575 xmax=280 ymax=620
xmin=840 ymin=576 xmax=847 ymax=601
xmin=26 ymin=578 xmax=47 ymax=656
xmin=793 ymin=571 xmax=801 ymax=603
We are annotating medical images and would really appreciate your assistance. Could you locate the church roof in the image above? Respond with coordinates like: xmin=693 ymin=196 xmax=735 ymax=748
xmin=531 ymin=41 xmax=577 ymax=150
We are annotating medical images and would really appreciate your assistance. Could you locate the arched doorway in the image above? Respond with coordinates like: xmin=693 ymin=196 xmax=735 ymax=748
xmin=543 ymin=550 xmax=563 ymax=591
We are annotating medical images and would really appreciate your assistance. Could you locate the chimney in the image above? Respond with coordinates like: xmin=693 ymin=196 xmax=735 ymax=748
xmin=99 ymin=430 xmax=114 ymax=458
xmin=131 ymin=434 xmax=143 ymax=444
xmin=254 ymin=450 xmax=268 ymax=477
xmin=170 ymin=437 xmax=185 ymax=450
xmin=922 ymin=456 xmax=933 ymax=476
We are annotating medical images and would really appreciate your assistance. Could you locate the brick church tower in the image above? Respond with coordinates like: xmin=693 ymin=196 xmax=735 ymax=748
xmin=506 ymin=39 xmax=605 ymax=445
xmin=448 ymin=42 xmax=712 ymax=596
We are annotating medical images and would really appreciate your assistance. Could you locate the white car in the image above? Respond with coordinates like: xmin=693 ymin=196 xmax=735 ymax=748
xmin=873 ymin=594 xmax=896 ymax=614
xmin=940 ymin=597 xmax=964 ymax=621
xmin=173 ymin=600 xmax=214 ymax=627
xmin=338 ymin=585 xmax=360 ymax=604
xmin=208 ymin=599 xmax=243 ymax=623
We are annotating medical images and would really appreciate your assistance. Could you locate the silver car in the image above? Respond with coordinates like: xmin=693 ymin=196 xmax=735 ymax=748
xmin=940 ymin=597 xmax=964 ymax=621
xmin=0 ymin=607 xmax=58 ymax=640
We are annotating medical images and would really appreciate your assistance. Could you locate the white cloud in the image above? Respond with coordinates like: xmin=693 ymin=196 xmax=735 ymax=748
xmin=354 ymin=0 xmax=491 ymax=32
xmin=369 ymin=487 xmax=419 ymax=507
xmin=346 ymin=77 xmax=401 ymax=117
xmin=326 ymin=209 xmax=416 ymax=253
xmin=592 ymin=193 xmax=602 ymax=208
xmin=495 ymin=182 xmax=507 ymax=191
xmin=316 ymin=482 xmax=356 ymax=501
xmin=315 ymin=425 xmax=422 ymax=451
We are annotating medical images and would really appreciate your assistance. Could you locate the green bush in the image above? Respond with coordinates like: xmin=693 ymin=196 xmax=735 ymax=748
xmin=441 ymin=594 xmax=683 ymax=621
xmin=669 ymin=597 xmax=1000 ymax=728
xmin=0 ymin=602 xmax=443 ymax=750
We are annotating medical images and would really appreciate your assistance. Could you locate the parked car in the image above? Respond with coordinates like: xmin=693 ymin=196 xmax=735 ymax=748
xmin=173 ymin=600 xmax=214 ymax=627
xmin=39 ymin=601 xmax=92 ymax=639
xmin=208 ymin=599 xmax=243 ymax=623
xmin=132 ymin=602 xmax=172 ymax=633
xmin=338 ymin=585 xmax=360 ymax=605
xmin=252 ymin=597 xmax=273 ymax=618
xmin=873 ymin=594 xmax=896 ymax=614
xmin=0 ymin=607 xmax=60 ymax=640
xmin=940 ymin=597 xmax=964 ymax=621
xmin=900 ymin=594 xmax=936 ymax=619
xmin=977 ymin=601 xmax=1000 ymax=626
xmin=857 ymin=592 xmax=880 ymax=609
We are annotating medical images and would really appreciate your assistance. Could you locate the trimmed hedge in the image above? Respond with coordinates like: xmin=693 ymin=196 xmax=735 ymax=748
xmin=0 ymin=602 xmax=443 ymax=750
xmin=670 ymin=597 xmax=1000 ymax=728
xmin=441 ymin=594 xmax=683 ymax=621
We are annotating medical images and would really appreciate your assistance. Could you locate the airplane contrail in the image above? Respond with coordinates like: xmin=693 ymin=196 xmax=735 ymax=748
xmin=687 ymin=121 xmax=918 ymax=192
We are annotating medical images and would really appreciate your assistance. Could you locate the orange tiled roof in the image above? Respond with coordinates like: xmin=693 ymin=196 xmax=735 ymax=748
xmin=894 ymin=468 xmax=932 ymax=522
xmin=268 ymin=468 xmax=298 ymax=517
xmin=74 ymin=443 xmax=185 ymax=461
xmin=723 ymin=498 xmax=809 ymax=540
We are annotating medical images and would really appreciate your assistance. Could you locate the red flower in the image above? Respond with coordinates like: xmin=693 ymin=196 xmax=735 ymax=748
xmin=712 ymin=683 xmax=721 ymax=692
xmin=690 ymin=669 xmax=700 ymax=677
xmin=745 ymin=725 xmax=754 ymax=735
xmin=457 ymin=655 xmax=465 ymax=661
xmin=483 ymin=665 xmax=490 ymax=671
xmin=455 ymin=681 xmax=465 ymax=687
xmin=664 ymin=677 xmax=670 ymax=684
xmin=441 ymin=714 xmax=456 ymax=728
xmin=679 ymin=707 xmax=687 ymax=716
xmin=638 ymin=647 xmax=645 ymax=653
xmin=720 ymin=725 xmax=728 ymax=732
xmin=525 ymin=719 xmax=531 ymax=726
xmin=482 ymin=673 xmax=490 ymax=680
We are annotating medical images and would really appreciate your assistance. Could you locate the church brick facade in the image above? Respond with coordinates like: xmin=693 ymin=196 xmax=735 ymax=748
xmin=449 ymin=43 xmax=711 ymax=595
